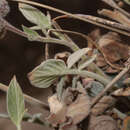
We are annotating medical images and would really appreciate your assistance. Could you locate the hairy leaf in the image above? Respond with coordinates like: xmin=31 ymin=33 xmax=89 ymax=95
xmin=29 ymin=59 xmax=109 ymax=88
xmin=67 ymin=48 xmax=91 ymax=68
xmin=23 ymin=25 xmax=40 ymax=41
xmin=19 ymin=3 xmax=51 ymax=29
xmin=29 ymin=59 xmax=69 ymax=88
xmin=78 ymin=54 xmax=97 ymax=70
xmin=7 ymin=76 xmax=25 ymax=127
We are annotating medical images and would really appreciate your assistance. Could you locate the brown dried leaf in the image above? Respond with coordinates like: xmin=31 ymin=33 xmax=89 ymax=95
xmin=47 ymin=87 xmax=91 ymax=127
xmin=66 ymin=92 xmax=90 ymax=124
xmin=47 ymin=94 xmax=67 ymax=126
xmin=96 ymin=54 xmax=107 ymax=67
xmin=105 ymin=66 xmax=119 ymax=73
xmin=112 ymin=87 xmax=130 ymax=96
xmin=97 ymin=32 xmax=129 ymax=63
xmin=91 ymin=96 xmax=116 ymax=116
xmin=88 ymin=115 xmax=119 ymax=130
xmin=60 ymin=122 xmax=78 ymax=130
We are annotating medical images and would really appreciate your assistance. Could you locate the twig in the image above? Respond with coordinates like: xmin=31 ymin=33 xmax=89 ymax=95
xmin=0 ymin=83 xmax=49 ymax=110
xmin=54 ymin=14 xmax=130 ymax=35
xmin=91 ymin=63 xmax=130 ymax=107
xmin=52 ymin=20 xmax=74 ymax=43
xmin=1 ymin=17 xmax=27 ymax=38
xmin=10 ymin=0 xmax=130 ymax=37
xmin=102 ymin=0 xmax=130 ymax=18
xmin=98 ymin=9 xmax=130 ymax=27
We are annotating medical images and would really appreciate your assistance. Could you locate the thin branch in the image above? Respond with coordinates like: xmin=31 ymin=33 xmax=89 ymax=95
xmin=91 ymin=63 xmax=130 ymax=107
xmin=10 ymin=0 xmax=130 ymax=37
xmin=102 ymin=0 xmax=130 ymax=18
xmin=98 ymin=9 xmax=130 ymax=27
xmin=54 ymin=14 xmax=130 ymax=36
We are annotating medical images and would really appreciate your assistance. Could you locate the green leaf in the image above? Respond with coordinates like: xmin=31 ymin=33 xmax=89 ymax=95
xmin=19 ymin=3 xmax=51 ymax=29
xmin=67 ymin=48 xmax=91 ymax=68
xmin=78 ymin=54 xmax=97 ymax=70
xmin=56 ymin=77 xmax=66 ymax=101
xmin=7 ymin=76 xmax=25 ymax=127
xmin=29 ymin=59 xmax=110 ymax=88
xmin=29 ymin=59 xmax=68 ymax=88
xmin=22 ymin=25 xmax=40 ymax=41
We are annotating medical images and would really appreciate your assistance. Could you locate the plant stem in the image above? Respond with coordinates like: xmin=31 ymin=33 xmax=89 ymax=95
xmin=17 ymin=125 xmax=21 ymax=130
xmin=10 ymin=0 xmax=130 ymax=36
xmin=91 ymin=65 xmax=130 ymax=107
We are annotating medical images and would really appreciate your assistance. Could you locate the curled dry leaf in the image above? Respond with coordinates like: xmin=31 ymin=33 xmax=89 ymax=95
xmin=112 ymin=87 xmax=130 ymax=96
xmin=47 ymin=87 xmax=91 ymax=128
xmin=88 ymin=115 xmax=119 ymax=130
xmin=96 ymin=54 xmax=107 ymax=67
xmin=47 ymin=94 xmax=67 ymax=127
xmin=91 ymin=96 xmax=116 ymax=116
xmin=97 ymin=32 xmax=129 ymax=63
xmin=105 ymin=66 xmax=120 ymax=73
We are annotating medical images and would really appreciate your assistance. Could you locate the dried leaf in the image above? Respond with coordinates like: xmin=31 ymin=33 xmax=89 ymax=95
xmin=96 ymin=54 xmax=107 ymax=67
xmin=47 ymin=94 xmax=67 ymax=127
xmin=105 ymin=66 xmax=119 ymax=73
xmin=97 ymin=32 xmax=129 ymax=63
xmin=66 ymin=92 xmax=90 ymax=124
xmin=112 ymin=87 xmax=130 ymax=96
xmin=47 ymin=87 xmax=91 ymax=127
xmin=60 ymin=124 xmax=77 ymax=130
xmin=91 ymin=96 xmax=116 ymax=116
xmin=88 ymin=115 xmax=118 ymax=130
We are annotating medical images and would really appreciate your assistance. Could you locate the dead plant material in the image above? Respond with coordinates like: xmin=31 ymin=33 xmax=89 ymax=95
xmin=96 ymin=32 xmax=129 ymax=70
xmin=88 ymin=115 xmax=119 ymax=130
xmin=98 ymin=9 xmax=130 ymax=27
xmin=47 ymin=87 xmax=91 ymax=129
xmin=112 ymin=87 xmax=130 ymax=97
xmin=91 ymin=96 xmax=116 ymax=116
